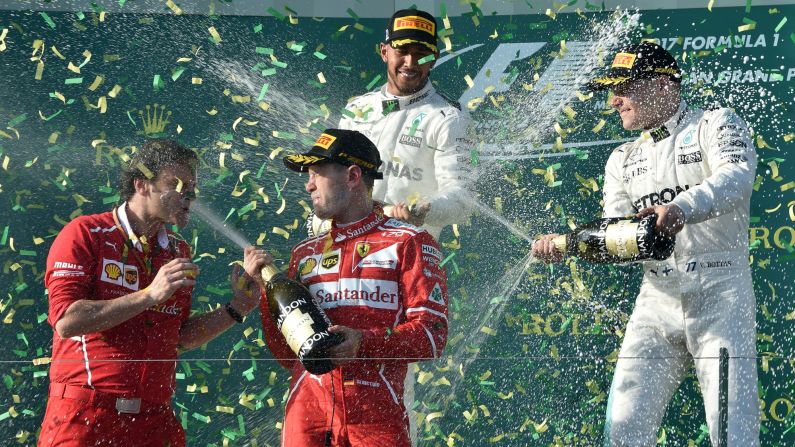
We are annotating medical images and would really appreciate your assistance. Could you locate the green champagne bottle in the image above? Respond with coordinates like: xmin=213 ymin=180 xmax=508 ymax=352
xmin=260 ymin=265 xmax=343 ymax=374
xmin=551 ymin=214 xmax=675 ymax=264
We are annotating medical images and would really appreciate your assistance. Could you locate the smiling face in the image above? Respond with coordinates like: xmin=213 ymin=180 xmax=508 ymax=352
xmin=609 ymin=77 xmax=667 ymax=131
xmin=380 ymin=43 xmax=437 ymax=96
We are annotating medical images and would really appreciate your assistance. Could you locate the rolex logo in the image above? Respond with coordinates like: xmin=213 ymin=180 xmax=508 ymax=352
xmin=136 ymin=104 xmax=172 ymax=136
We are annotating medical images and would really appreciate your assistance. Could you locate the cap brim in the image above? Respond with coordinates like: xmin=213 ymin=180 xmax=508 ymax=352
xmin=283 ymin=153 xmax=331 ymax=173
xmin=586 ymin=75 xmax=632 ymax=91
xmin=389 ymin=39 xmax=438 ymax=53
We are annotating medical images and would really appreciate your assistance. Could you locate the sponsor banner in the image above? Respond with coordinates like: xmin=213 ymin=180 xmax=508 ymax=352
xmin=310 ymin=278 xmax=400 ymax=310
xmin=100 ymin=258 xmax=139 ymax=291
xmin=354 ymin=242 xmax=399 ymax=270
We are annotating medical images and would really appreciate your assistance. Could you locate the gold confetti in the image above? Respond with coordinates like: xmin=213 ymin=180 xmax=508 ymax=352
xmin=276 ymin=198 xmax=286 ymax=214
xmin=708 ymin=0 xmax=715 ymax=11
xmin=107 ymin=85 xmax=122 ymax=98
xmin=592 ymin=119 xmax=606 ymax=133
xmin=208 ymin=26 xmax=222 ymax=44
xmin=215 ymin=406 xmax=234 ymax=414
xmin=317 ymin=72 xmax=326 ymax=84
xmin=0 ymin=28 xmax=7 ymax=52
xmin=166 ymin=0 xmax=183 ymax=15
xmin=464 ymin=75 xmax=474 ymax=89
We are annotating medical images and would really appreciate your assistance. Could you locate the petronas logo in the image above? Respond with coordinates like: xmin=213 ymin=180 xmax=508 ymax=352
xmin=136 ymin=104 xmax=172 ymax=136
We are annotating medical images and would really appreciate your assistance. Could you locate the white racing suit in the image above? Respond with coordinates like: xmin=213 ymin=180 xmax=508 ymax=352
xmin=338 ymin=82 xmax=474 ymax=240
xmin=602 ymin=101 xmax=760 ymax=446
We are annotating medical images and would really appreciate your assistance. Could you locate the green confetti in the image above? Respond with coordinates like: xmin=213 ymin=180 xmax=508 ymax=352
xmin=745 ymin=0 xmax=752 ymax=13
xmin=257 ymin=83 xmax=269 ymax=101
xmin=253 ymin=23 xmax=262 ymax=33
xmin=266 ymin=8 xmax=285 ymax=21
xmin=7 ymin=113 xmax=27 ymax=127
xmin=439 ymin=251 xmax=456 ymax=267
xmin=347 ymin=8 xmax=360 ymax=21
xmin=171 ymin=67 xmax=186 ymax=81
xmin=418 ymin=54 xmax=436 ymax=65
xmin=237 ymin=202 xmax=255 ymax=216
xmin=313 ymin=51 xmax=327 ymax=60
xmin=19 ymin=250 xmax=36 ymax=257
xmin=1 ymin=226 xmax=8 ymax=245
xmin=153 ymin=74 xmax=163 ymax=90
xmin=64 ymin=78 xmax=83 ymax=85
xmin=39 ymin=12 xmax=56 ymax=29
xmin=192 ymin=413 xmax=211 ymax=423
xmin=366 ymin=74 xmax=382 ymax=90
xmin=255 ymin=47 xmax=273 ymax=55
xmin=775 ymin=17 xmax=787 ymax=33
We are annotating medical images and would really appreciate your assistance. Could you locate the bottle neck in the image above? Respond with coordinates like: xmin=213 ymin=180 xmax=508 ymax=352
xmin=261 ymin=264 xmax=280 ymax=282
xmin=552 ymin=234 xmax=567 ymax=253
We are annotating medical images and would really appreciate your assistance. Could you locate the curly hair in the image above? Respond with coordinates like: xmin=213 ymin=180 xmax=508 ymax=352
xmin=119 ymin=139 xmax=198 ymax=201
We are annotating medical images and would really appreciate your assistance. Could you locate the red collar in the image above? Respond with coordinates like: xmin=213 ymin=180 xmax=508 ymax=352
xmin=329 ymin=209 xmax=386 ymax=243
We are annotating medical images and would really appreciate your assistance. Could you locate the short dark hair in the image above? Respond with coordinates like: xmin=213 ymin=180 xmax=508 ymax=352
xmin=119 ymin=139 xmax=197 ymax=201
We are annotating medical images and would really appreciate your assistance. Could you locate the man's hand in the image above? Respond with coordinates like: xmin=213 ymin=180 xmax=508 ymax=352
xmin=229 ymin=265 xmax=261 ymax=315
xmin=242 ymin=246 xmax=273 ymax=286
xmin=145 ymin=258 xmax=198 ymax=305
xmin=230 ymin=247 xmax=274 ymax=315
xmin=390 ymin=202 xmax=431 ymax=226
xmin=532 ymin=234 xmax=565 ymax=264
xmin=636 ymin=204 xmax=685 ymax=237
xmin=327 ymin=325 xmax=363 ymax=366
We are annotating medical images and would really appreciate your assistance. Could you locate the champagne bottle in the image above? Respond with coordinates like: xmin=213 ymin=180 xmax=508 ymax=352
xmin=260 ymin=264 xmax=343 ymax=375
xmin=551 ymin=214 xmax=675 ymax=264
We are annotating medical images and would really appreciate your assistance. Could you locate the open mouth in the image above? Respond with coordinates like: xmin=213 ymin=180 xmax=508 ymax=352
xmin=399 ymin=70 xmax=420 ymax=80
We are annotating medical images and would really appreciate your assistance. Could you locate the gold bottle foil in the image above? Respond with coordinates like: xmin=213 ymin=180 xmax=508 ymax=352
xmin=605 ymin=220 xmax=640 ymax=258
xmin=261 ymin=264 xmax=279 ymax=282
xmin=552 ymin=234 xmax=567 ymax=253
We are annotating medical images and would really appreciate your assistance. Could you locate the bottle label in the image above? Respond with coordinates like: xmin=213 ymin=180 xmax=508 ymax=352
xmin=605 ymin=221 xmax=640 ymax=258
xmin=280 ymin=308 xmax=317 ymax=356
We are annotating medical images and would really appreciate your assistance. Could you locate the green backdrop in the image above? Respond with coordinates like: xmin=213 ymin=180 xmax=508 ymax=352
xmin=0 ymin=3 xmax=794 ymax=446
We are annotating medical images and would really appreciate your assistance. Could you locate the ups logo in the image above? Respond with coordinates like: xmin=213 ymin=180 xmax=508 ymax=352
xmin=124 ymin=268 xmax=138 ymax=285
xmin=321 ymin=254 xmax=339 ymax=269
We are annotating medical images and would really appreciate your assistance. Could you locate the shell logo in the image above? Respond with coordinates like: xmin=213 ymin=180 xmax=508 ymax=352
xmin=104 ymin=263 xmax=122 ymax=280
xmin=300 ymin=258 xmax=317 ymax=276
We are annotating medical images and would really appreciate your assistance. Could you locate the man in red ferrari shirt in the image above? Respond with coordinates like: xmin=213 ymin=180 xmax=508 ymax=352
xmin=39 ymin=139 xmax=263 ymax=447
xmin=243 ymin=129 xmax=449 ymax=446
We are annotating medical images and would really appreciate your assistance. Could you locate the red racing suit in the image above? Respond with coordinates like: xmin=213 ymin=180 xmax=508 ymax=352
xmin=39 ymin=204 xmax=192 ymax=447
xmin=261 ymin=210 xmax=449 ymax=447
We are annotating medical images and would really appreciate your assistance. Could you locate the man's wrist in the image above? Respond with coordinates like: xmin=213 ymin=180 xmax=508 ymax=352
xmin=224 ymin=302 xmax=245 ymax=324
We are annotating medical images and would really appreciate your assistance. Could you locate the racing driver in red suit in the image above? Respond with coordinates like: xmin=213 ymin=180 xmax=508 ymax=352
xmin=243 ymin=128 xmax=449 ymax=446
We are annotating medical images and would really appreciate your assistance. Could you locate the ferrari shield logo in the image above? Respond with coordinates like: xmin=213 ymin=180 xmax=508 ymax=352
xmin=356 ymin=242 xmax=370 ymax=258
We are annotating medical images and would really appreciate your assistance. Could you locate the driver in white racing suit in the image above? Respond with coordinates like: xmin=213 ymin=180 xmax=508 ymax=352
xmin=533 ymin=41 xmax=760 ymax=446
xmin=332 ymin=8 xmax=473 ymax=241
